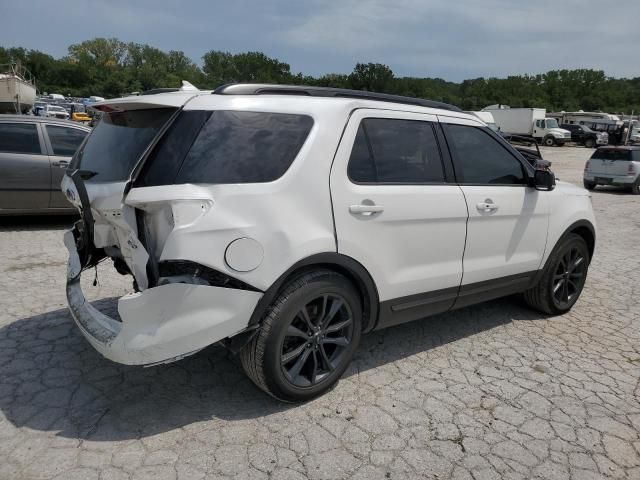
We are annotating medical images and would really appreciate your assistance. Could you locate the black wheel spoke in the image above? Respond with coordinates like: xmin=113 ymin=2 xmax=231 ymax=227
xmin=282 ymin=343 xmax=308 ymax=365
xmin=321 ymin=297 xmax=344 ymax=329
xmin=286 ymin=325 xmax=309 ymax=339
xmin=297 ymin=306 xmax=314 ymax=331
xmin=319 ymin=344 xmax=334 ymax=372
xmin=324 ymin=317 xmax=352 ymax=334
xmin=553 ymin=278 xmax=564 ymax=294
xmin=322 ymin=336 xmax=349 ymax=347
xmin=310 ymin=351 xmax=319 ymax=384
xmin=287 ymin=348 xmax=311 ymax=379
xmin=316 ymin=295 xmax=328 ymax=327
xmin=570 ymin=256 xmax=584 ymax=272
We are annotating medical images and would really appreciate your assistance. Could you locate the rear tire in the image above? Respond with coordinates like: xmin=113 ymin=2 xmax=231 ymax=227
xmin=240 ymin=270 xmax=362 ymax=402
xmin=583 ymin=180 xmax=596 ymax=190
xmin=631 ymin=178 xmax=640 ymax=195
xmin=524 ymin=233 xmax=590 ymax=315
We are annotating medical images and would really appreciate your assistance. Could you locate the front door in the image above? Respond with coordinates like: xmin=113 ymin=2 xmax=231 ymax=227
xmin=330 ymin=110 xmax=468 ymax=327
xmin=0 ymin=122 xmax=51 ymax=211
xmin=439 ymin=116 xmax=549 ymax=307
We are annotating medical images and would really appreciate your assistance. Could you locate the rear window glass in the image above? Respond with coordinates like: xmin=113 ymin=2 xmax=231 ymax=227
xmin=175 ymin=111 xmax=313 ymax=184
xmin=139 ymin=110 xmax=313 ymax=186
xmin=73 ymin=108 xmax=175 ymax=182
xmin=0 ymin=123 xmax=41 ymax=154
xmin=591 ymin=149 xmax=632 ymax=161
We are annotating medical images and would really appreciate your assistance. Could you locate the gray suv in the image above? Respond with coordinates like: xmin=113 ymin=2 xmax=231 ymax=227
xmin=0 ymin=115 xmax=90 ymax=214
xmin=583 ymin=146 xmax=640 ymax=194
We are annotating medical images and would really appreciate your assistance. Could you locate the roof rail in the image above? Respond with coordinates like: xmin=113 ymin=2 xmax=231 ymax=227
xmin=213 ymin=83 xmax=462 ymax=112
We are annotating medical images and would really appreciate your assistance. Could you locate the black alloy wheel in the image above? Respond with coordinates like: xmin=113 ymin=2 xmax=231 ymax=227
xmin=240 ymin=270 xmax=362 ymax=402
xmin=281 ymin=294 xmax=354 ymax=387
xmin=551 ymin=245 xmax=587 ymax=310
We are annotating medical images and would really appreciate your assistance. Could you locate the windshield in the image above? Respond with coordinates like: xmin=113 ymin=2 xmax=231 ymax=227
xmin=546 ymin=119 xmax=559 ymax=129
xmin=72 ymin=108 xmax=176 ymax=182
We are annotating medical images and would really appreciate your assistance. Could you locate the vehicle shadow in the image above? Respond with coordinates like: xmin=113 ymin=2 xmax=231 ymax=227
xmin=0 ymin=214 xmax=78 ymax=232
xmin=0 ymin=295 xmax=541 ymax=442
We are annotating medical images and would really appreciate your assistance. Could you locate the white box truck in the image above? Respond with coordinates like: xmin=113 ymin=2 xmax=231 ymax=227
xmin=482 ymin=106 xmax=571 ymax=146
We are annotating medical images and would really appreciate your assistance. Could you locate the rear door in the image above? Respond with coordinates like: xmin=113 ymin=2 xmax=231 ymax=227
xmin=330 ymin=109 xmax=468 ymax=327
xmin=43 ymin=124 xmax=89 ymax=208
xmin=0 ymin=121 xmax=51 ymax=211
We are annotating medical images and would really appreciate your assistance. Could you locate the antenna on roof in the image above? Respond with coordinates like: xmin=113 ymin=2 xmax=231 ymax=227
xmin=180 ymin=81 xmax=199 ymax=92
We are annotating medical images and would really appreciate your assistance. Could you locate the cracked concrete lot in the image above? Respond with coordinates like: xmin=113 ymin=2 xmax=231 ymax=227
xmin=1 ymin=146 xmax=639 ymax=480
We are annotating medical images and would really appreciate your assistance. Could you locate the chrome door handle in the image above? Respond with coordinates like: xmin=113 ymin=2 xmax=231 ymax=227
xmin=52 ymin=160 xmax=70 ymax=168
xmin=476 ymin=201 xmax=498 ymax=213
xmin=349 ymin=204 xmax=384 ymax=215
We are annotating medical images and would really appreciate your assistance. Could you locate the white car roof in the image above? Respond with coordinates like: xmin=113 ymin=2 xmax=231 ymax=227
xmin=90 ymin=85 xmax=479 ymax=123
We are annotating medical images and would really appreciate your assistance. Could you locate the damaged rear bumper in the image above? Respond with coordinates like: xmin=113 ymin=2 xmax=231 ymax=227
xmin=64 ymin=230 xmax=263 ymax=366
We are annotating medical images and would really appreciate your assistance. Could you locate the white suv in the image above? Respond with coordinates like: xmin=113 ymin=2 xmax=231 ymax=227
xmin=63 ymin=84 xmax=596 ymax=401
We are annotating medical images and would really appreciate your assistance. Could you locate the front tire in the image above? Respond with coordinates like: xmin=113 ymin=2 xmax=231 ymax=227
xmin=241 ymin=270 xmax=362 ymax=402
xmin=524 ymin=233 xmax=590 ymax=315
xmin=584 ymin=138 xmax=595 ymax=148
xmin=631 ymin=178 xmax=640 ymax=195
xmin=544 ymin=136 xmax=556 ymax=147
xmin=583 ymin=180 xmax=596 ymax=190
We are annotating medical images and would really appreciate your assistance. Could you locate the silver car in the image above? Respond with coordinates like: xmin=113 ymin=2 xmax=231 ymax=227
xmin=0 ymin=115 xmax=90 ymax=214
xmin=583 ymin=146 xmax=640 ymax=194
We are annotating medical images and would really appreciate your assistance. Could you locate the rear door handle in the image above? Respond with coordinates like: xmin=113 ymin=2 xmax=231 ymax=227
xmin=349 ymin=204 xmax=384 ymax=215
xmin=52 ymin=160 xmax=70 ymax=168
xmin=476 ymin=201 xmax=499 ymax=213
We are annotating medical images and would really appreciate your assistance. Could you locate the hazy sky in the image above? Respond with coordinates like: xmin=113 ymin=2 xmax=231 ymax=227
xmin=1 ymin=0 xmax=638 ymax=81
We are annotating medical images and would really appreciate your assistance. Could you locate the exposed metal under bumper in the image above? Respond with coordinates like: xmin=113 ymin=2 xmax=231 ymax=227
xmin=64 ymin=230 xmax=264 ymax=366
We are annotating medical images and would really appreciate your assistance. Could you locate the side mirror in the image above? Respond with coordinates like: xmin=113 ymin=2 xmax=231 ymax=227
xmin=533 ymin=169 xmax=555 ymax=191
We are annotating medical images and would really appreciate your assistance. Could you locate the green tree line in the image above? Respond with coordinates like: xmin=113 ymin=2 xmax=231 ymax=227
xmin=1 ymin=38 xmax=638 ymax=113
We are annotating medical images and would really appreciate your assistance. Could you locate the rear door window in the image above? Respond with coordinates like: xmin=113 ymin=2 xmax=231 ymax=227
xmin=46 ymin=125 xmax=88 ymax=156
xmin=73 ymin=108 xmax=176 ymax=182
xmin=0 ymin=123 xmax=41 ymax=154
xmin=347 ymin=118 xmax=445 ymax=183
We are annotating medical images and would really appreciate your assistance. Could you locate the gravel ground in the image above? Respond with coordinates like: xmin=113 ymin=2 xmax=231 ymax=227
xmin=0 ymin=146 xmax=639 ymax=480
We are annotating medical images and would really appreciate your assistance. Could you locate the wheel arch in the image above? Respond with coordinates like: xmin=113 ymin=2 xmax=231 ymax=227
xmin=248 ymin=253 xmax=380 ymax=333
xmin=551 ymin=219 xmax=596 ymax=265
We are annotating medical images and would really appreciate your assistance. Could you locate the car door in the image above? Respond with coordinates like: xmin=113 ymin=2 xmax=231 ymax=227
xmin=0 ymin=121 xmax=51 ymax=211
xmin=330 ymin=109 xmax=468 ymax=328
xmin=439 ymin=116 xmax=549 ymax=307
xmin=43 ymin=124 xmax=89 ymax=208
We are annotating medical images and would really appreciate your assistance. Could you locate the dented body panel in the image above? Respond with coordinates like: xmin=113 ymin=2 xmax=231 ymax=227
xmin=63 ymin=91 xmax=347 ymax=365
